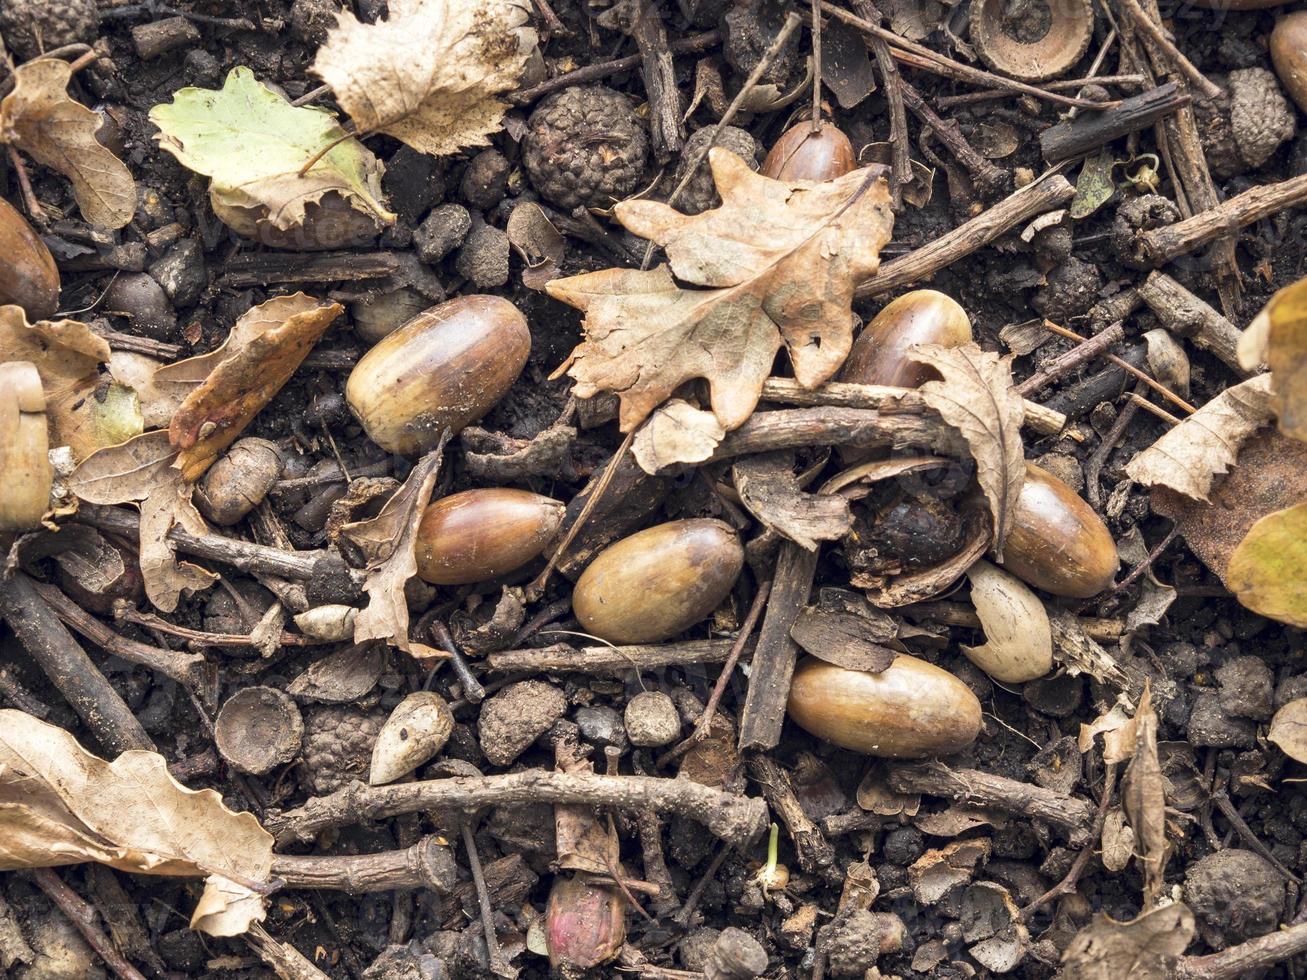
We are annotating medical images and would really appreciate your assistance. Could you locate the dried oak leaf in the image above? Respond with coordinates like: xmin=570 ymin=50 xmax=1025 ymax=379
xmin=1240 ymin=274 xmax=1307 ymax=438
xmin=0 ymin=60 xmax=136 ymax=229
xmin=150 ymin=67 xmax=393 ymax=231
xmin=344 ymin=439 xmax=450 ymax=657
xmin=631 ymin=399 xmax=725 ymax=473
xmin=1060 ymin=903 xmax=1195 ymax=980
xmin=734 ymin=450 xmax=852 ymax=550
xmin=1121 ymin=682 xmax=1170 ymax=906
xmin=1078 ymin=698 xmax=1141 ymax=765
xmin=312 ymin=0 xmax=536 ymax=157
xmin=1227 ymin=499 xmax=1307 ymax=627
xmin=911 ymin=343 xmax=1025 ymax=558
xmin=167 ymin=294 xmax=343 ymax=481
xmin=548 ymin=149 xmax=894 ymax=432
xmin=1125 ymin=374 xmax=1273 ymax=501
xmin=1269 ymin=697 xmax=1307 ymax=764
xmin=68 ymin=430 xmax=218 ymax=612
xmin=0 ymin=709 xmax=273 ymax=936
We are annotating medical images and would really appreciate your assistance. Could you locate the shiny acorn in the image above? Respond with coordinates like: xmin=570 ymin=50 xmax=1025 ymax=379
xmin=786 ymin=654 xmax=982 ymax=758
xmin=1000 ymin=462 xmax=1119 ymax=598
xmin=840 ymin=289 xmax=973 ymax=390
xmin=573 ymin=518 xmax=744 ymax=644
xmin=346 ymin=295 xmax=530 ymax=455
xmin=761 ymin=120 xmax=857 ymax=182
xmin=0 ymin=361 xmax=52 ymax=531
xmin=1271 ymin=12 xmax=1307 ymax=114
xmin=0 ymin=197 xmax=59 ymax=320
xmin=415 ymin=487 xmax=564 ymax=585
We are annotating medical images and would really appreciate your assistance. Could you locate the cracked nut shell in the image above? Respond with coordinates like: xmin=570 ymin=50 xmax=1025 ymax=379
xmin=0 ymin=362 xmax=52 ymax=531
xmin=0 ymin=197 xmax=59 ymax=320
xmin=573 ymin=519 xmax=744 ymax=644
xmin=1000 ymin=462 xmax=1119 ymax=598
xmin=415 ymin=487 xmax=564 ymax=585
xmin=787 ymin=654 xmax=982 ymax=757
xmin=523 ymin=86 xmax=650 ymax=210
xmin=346 ymin=295 xmax=530 ymax=455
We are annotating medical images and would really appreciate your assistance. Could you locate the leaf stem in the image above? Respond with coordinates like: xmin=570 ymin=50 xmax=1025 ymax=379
xmin=297 ymin=126 xmax=367 ymax=178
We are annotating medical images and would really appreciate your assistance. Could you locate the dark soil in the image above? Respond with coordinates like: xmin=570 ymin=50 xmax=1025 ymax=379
xmin=2 ymin=0 xmax=1307 ymax=978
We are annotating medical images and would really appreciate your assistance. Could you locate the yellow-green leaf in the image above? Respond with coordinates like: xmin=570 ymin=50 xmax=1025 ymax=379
xmin=1227 ymin=499 xmax=1307 ymax=627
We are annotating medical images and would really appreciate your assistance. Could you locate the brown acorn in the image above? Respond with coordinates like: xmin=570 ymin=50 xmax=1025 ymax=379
xmin=840 ymin=290 xmax=973 ymax=390
xmin=0 ymin=361 xmax=52 ymax=531
xmin=1000 ymin=462 xmax=1119 ymax=598
xmin=0 ymin=197 xmax=59 ymax=320
xmin=573 ymin=519 xmax=744 ymax=644
xmin=545 ymin=875 xmax=626 ymax=969
xmin=1271 ymin=12 xmax=1307 ymax=113
xmin=786 ymin=655 xmax=982 ymax=758
xmin=414 ymin=488 xmax=564 ymax=585
xmin=346 ymin=295 xmax=530 ymax=455
xmin=761 ymin=121 xmax=856 ymax=182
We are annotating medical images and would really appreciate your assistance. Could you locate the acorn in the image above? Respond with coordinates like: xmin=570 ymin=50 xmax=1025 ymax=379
xmin=761 ymin=120 xmax=857 ymax=182
xmin=1000 ymin=462 xmax=1118 ymax=598
xmin=786 ymin=654 xmax=982 ymax=758
xmin=573 ymin=519 xmax=744 ymax=644
xmin=0 ymin=361 xmax=52 ymax=531
xmin=545 ymin=875 xmax=626 ymax=969
xmin=840 ymin=290 xmax=973 ymax=390
xmin=194 ymin=437 xmax=284 ymax=526
xmin=1271 ymin=12 xmax=1307 ymax=114
xmin=414 ymin=488 xmax=564 ymax=585
xmin=346 ymin=295 xmax=530 ymax=455
xmin=0 ymin=197 xmax=59 ymax=320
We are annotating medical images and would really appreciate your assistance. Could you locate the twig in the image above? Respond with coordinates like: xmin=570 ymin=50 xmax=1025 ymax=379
xmin=855 ymin=174 xmax=1075 ymax=298
xmin=270 ymin=837 xmax=457 ymax=893
xmin=1128 ymin=392 xmax=1181 ymax=425
xmin=1113 ymin=0 xmax=1221 ymax=100
xmin=898 ymin=79 xmax=1008 ymax=198
xmin=7 ymin=146 xmax=45 ymax=224
xmin=1041 ymin=321 xmax=1196 ymax=414
xmin=0 ymin=572 xmax=153 ymax=754
xmin=1211 ymin=792 xmax=1301 ymax=884
xmin=1016 ymin=323 xmax=1126 ymax=399
xmin=691 ymin=580 xmax=770 ymax=746
xmin=937 ymin=74 xmax=1147 ymax=108
xmin=1136 ymin=271 xmax=1248 ymax=375
xmin=463 ymin=823 xmax=511 ymax=977
xmin=1039 ymin=82 xmax=1191 ymax=162
xmin=488 ymin=638 xmax=736 ymax=674
xmin=673 ymin=843 xmax=733 ymax=928
xmin=1177 ymin=921 xmax=1307 ymax=980
xmin=264 ymin=770 xmax=769 ymax=849
xmin=1020 ymin=764 xmax=1118 ymax=921
xmin=632 ymin=0 xmax=683 ymax=159
xmin=28 ymin=869 xmax=148 ymax=980
xmin=810 ymin=0 xmax=822 ymax=134
xmin=245 ymin=923 xmax=331 ymax=980
xmin=747 ymin=755 xmax=839 ymax=881
xmin=1104 ymin=524 xmax=1181 ymax=598
xmin=429 ymin=620 xmax=486 ymax=704
xmin=511 ymin=30 xmax=721 ymax=105
xmin=111 ymin=602 xmax=319 ymax=649
xmin=290 ymin=83 xmax=331 ymax=107
xmin=1085 ymin=383 xmax=1142 ymax=508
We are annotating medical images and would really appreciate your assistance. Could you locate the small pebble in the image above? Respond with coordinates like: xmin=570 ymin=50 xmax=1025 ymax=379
xmin=414 ymin=204 xmax=472 ymax=264
xmin=625 ymin=691 xmax=681 ymax=747
xmin=148 ymin=239 xmax=206 ymax=308
xmin=575 ymin=704 xmax=627 ymax=749
xmin=455 ymin=221 xmax=510 ymax=288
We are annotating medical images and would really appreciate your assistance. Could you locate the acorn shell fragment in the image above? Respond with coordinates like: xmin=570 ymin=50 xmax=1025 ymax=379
xmin=971 ymin=0 xmax=1094 ymax=83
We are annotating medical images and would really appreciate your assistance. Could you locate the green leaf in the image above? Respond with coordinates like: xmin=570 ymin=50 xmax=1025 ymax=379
xmin=1068 ymin=149 xmax=1117 ymax=220
xmin=1227 ymin=498 xmax=1307 ymax=627
xmin=148 ymin=67 xmax=394 ymax=230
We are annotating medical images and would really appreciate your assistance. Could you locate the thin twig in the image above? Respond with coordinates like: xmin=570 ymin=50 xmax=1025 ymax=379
xmin=1041 ymin=320 xmax=1196 ymax=414
xmin=1104 ymin=524 xmax=1181 ymax=598
xmin=1020 ymin=764 xmax=1118 ymax=922
xmin=1085 ymin=383 xmax=1142 ymax=508
xmin=462 ymin=823 xmax=511 ymax=977
xmin=29 ymin=869 xmax=148 ymax=980
xmin=1128 ymin=392 xmax=1181 ymax=425
xmin=810 ymin=0 xmax=822 ymax=134
xmin=429 ymin=620 xmax=486 ymax=704
xmin=1113 ymin=0 xmax=1221 ymax=100
xmin=936 ymin=73 xmax=1146 ymax=108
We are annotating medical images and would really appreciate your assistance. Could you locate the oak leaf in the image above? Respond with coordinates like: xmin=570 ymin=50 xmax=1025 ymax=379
xmin=911 ymin=343 xmax=1025 ymax=558
xmin=0 ymin=709 xmax=273 ymax=936
xmin=312 ymin=0 xmax=536 ymax=157
xmin=1060 ymin=904 xmax=1195 ymax=980
xmin=1226 ymin=499 xmax=1307 ymax=627
xmin=0 ymin=60 xmax=136 ymax=229
xmin=167 ymin=294 xmax=343 ymax=480
xmin=149 ymin=67 xmax=393 ymax=231
xmin=1125 ymin=374 xmax=1273 ymax=500
xmin=547 ymin=149 xmax=894 ymax=432
xmin=1120 ymin=682 xmax=1170 ymax=906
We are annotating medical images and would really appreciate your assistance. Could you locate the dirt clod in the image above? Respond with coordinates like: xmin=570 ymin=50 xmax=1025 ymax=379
xmin=477 ymin=680 xmax=567 ymax=766
xmin=1184 ymin=848 xmax=1286 ymax=947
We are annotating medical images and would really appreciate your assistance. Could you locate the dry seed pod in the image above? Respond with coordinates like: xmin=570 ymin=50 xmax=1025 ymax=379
xmin=414 ymin=487 xmax=564 ymax=585
xmin=0 ymin=361 xmax=52 ymax=531
xmin=346 ymin=295 xmax=530 ymax=455
xmin=0 ymin=197 xmax=59 ymax=319
xmin=293 ymin=604 xmax=358 ymax=642
xmin=1000 ymin=462 xmax=1118 ymax=598
xmin=194 ymin=437 xmax=283 ymax=526
xmin=573 ymin=518 xmax=744 ymax=644
xmin=1271 ymin=12 xmax=1307 ymax=114
xmin=962 ymin=560 xmax=1053 ymax=683
xmin=213 ymin=686 xmax=303 ymax=775
xmin=761 ymin=121 xmax=857 ymax=182
xmin=840 ymin=290 xmax=973 ymax=390
xmin=369 ymin=691 xmax=455 ymax=785
xmin=786 ymin=654 xmax=982 ymax=757
xmin=971 ymin=0 xmax=1094 ymax=82
xmin=545 ymin=875 xmax=626 ymax=969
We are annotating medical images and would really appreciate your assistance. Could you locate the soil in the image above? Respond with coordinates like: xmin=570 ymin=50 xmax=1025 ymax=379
xmin=2 ymin=0 xmax=1307 ymax=978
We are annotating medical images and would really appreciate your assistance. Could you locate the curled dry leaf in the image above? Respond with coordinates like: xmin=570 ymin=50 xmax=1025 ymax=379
xmin=68 ymin=430 xmax=218 ymax=612
xmin=961 ymin=560 xmax=1052 ymax=683
xmin=506 ymin=200 xmax=566 ymax=291
xmin=168 ymin=294 xmax=343 ymax=480
xmin=286 ymin=643 xmax=386 ymax=703
xmin=370 ymin=691 xmax=455 ymax=785
xmin=1078 ymin=699 xmax=1141 ymax=765
xmin=1120 ymin=683 xmax=1170 ymax=906
xmin=346 ymin=439 xmax=450 ymax=655
xmin=734 ymin=451 xmax=852 ymax=550
xmin=312 ymin=0 xmax=536 ymax=157
xmin=1228 ymin=501 xmax=1307 ymax=632
xmin=0 ymin=60 xmax=136 ymax=229
xmin=548 ymin=149 xmax=894 ymax=432
xmin=631 ymin=399 xmax=725 ymax=473
xmin=0 ymin=709 xmax=273 ymax=937
xmin=1268 ymin=697 xmax=1307 ymax=764
xmin=910 ymin=343 xmax=1025 ymax=558
xmin=907 ymin=838 xmax=992 ymax=904
xmin=149 ymin=68 xmax=393 ymax=231
xmin=790 ymin=604 xmax=897 ymax=674
xmin=1060 ymin=903 xmax=1195 ymax=980
xmin=1048 ymin=609 xmax=1132 ymax=689
xmin=1125 ymin=374 xmax=1273 ymax=501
